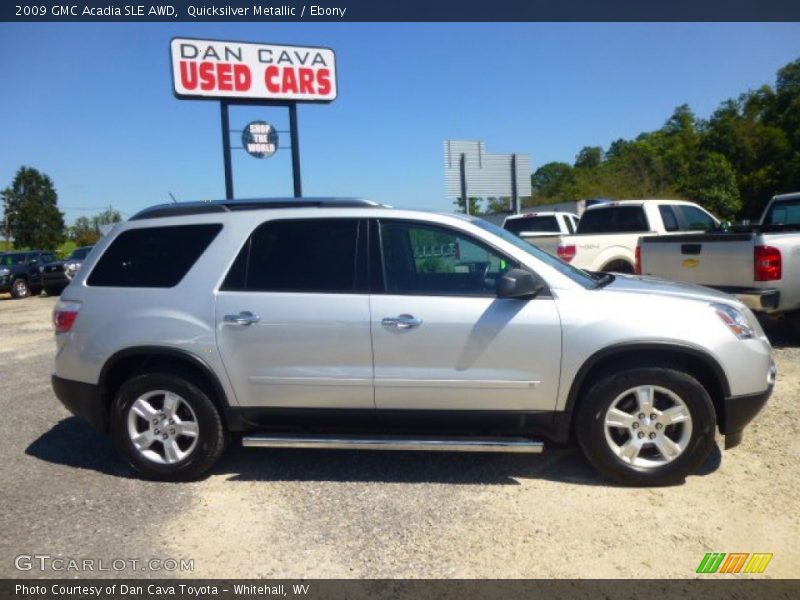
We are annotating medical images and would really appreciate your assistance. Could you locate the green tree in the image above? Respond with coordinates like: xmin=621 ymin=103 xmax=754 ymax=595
xmin=574 ymin=146 xmax=604 ymax=169
xmin=3 ymin=167 xmax=64 ymax=251
xmin=92 ymin=207 xmax=122 ymax=229
xmin=452 ymin=196 xmax=482 ymax=215
xmin=681 ymin=152 xmax=741 ymax=219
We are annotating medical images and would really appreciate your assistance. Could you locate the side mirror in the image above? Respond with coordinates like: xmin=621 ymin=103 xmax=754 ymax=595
xmin=497 ymin=268 xmax=545 ymax=299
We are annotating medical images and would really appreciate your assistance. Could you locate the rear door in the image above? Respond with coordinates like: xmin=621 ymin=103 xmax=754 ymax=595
xmin=369 ymin=219 xmax=562 ymax=411
xmin=215 ymin=218 xmax=375 ymax=409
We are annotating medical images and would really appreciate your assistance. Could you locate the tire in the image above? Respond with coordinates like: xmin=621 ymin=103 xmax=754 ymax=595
xmin=575 ymin=367 xmax=716 ymax=486
xmin=110 ymin=372 xmax=226 ymax=481
xmin=10 ymin=278 xmax=30 ymax=299
xmin=601 ymin=260 xmax=635 ymax=274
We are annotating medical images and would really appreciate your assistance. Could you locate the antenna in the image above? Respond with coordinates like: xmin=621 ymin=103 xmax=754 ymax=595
xmin=168 ymin=192 xmax=178 ymax=204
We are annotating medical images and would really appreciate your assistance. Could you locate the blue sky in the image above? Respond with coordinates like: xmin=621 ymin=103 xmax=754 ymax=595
xmin=1 ymin=22 xmax=799 ymax=224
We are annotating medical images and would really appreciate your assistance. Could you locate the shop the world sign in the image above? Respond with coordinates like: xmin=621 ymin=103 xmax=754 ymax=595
xmin=170 ymin=37 xmax=337 ymax=103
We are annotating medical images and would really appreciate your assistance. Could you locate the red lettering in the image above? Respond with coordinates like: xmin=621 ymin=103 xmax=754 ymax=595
xmin=234 ymin=65 xmax=251 ymax=91
xmin=179 ymin=61 xmax=198 ymax=90
xmin=199 ymin=62 xmax=216 ymax=91
xmin=298 ymin=68 xmax=315 ymax=94
xmin=217 ymin=63 xmax=233 ymax=91
xmin=317 ymin=69 xmax=331 ymax=96
xmin=282 ymin=67 xmax=298 ymax=94
xmin=265 ymin=65 xmax=281 ymax=93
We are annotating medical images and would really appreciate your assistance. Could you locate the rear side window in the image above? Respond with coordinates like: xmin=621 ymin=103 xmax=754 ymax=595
xmin=658 ymin=205 xmax=680 ymax=232
xmin=221 ymin=219 xmax=362 ymax=293
xmin=764 ymin=199 xmax=800 ymax=225
xmin=577 ymin=206 xmax=649 ymax=234
xmin=504 ymin=215 xmax=560 ymax=235
xmin=87 ymin=224 xmax=222 ymax=288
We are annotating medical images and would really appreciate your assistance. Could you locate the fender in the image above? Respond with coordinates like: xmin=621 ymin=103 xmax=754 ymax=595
xmin=98 ymin=345 xmax=231 ymax=408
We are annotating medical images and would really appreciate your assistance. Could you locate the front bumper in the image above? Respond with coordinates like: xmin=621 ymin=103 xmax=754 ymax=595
xmin=720 ymin=367 xmax=775 ymax=449
xmin=51 ymin=375 xmax=107 ymax=432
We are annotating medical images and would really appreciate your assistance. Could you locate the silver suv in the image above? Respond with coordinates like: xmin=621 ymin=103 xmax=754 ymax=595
xmin=51 ymin=198 xmax=775 ymax=485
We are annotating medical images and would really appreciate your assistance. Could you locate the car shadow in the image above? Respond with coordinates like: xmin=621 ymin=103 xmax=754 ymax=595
xmin=26 ymin=417 xmax=722 ymax=487
xmin=758 ymin=315 xmax=800 ymax=349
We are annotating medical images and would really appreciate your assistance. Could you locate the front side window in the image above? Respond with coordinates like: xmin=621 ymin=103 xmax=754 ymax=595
xmin=87 ymin=224 xmax=222 ymax=288
xmin=222 ymin=219 xmax=362 ymax=293
xmin=379 ymin=221 xmax=516 ymax=296
xmin=678 ymin=205 xmax=716 ymax=231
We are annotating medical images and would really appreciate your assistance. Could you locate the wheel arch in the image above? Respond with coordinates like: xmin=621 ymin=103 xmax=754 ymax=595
xmin=99 ymin=346 xmax=231 ymax=427
xmin=562 ymin=342 xmax=730 ymax=439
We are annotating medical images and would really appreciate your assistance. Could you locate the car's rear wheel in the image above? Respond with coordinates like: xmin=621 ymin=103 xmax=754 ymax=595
xmin=576 ymin=367 xmax=716 ymax=486
xmin=110 ymin=373 xmax=226 ymax=481
xmin=11 ymin=278 xmax=30 ymax=299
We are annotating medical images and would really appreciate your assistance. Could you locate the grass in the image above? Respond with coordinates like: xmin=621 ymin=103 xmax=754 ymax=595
xmin=1 ymin=239 xmax=77 ymax=259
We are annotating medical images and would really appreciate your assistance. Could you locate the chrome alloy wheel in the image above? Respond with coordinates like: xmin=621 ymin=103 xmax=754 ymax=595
xmin=603 ymin=385 xmax=693 ymax=469
xmin=13 ymin=279 xmax=29 ymax=297
xmin=127 ymin=390 xmax=199 ymax=465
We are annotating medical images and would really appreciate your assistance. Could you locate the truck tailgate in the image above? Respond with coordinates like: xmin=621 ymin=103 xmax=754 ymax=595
xmin=640 ymin=233 xmax=756 ymax=287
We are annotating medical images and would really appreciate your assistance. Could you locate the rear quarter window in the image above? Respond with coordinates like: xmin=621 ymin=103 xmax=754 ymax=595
xmin=87 ymin=224 xmax=222 ymax=288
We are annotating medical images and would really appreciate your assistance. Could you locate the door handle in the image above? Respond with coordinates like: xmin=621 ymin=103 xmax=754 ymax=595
xmin=382 ymin=314 xmax=422 ymax=330
xmin=224 ymin=311 xmax=260 ymax=326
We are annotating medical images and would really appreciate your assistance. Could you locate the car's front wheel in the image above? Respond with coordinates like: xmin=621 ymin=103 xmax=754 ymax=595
xmin=11 ymin=278 xmax=30 ymax=299
xmin=110 ymin=373 xmax=226 ymax=481
xmin=576 ymin=367 xmax=716 ymax=486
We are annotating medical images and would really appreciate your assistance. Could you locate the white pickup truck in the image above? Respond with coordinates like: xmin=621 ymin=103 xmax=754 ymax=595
xmin=502 ymin=211 xmax=580 ymax=238
xmin=639 ymin=192 xmax=800 ymax=318
xmin=532 ymin=200 xmax=720 ymax=273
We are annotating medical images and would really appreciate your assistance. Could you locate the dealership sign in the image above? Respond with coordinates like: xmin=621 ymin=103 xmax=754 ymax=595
xmin=170 ymin=38 xmax=337 ymax=102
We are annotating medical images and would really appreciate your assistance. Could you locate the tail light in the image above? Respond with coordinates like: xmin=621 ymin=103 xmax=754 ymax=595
xmin=754 ymin=246 xmax=781 ymax=281
xmin=635 ymin=245 xmax=642 ymax=275
xmin=53 ymin=300 xmax=82 ymax=333
xmin=557 ymin=244 xmax=576 ymax=263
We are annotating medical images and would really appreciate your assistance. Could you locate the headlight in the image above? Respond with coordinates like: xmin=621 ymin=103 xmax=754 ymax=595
xmin=0 ymin=267 xmax=9 ymax=277
xmin=712 ymin=303 xmax=755 ymax=340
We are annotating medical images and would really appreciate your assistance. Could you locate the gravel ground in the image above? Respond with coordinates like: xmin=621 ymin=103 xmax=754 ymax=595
xmin=0 ymin=295 xmax=798 ymax=579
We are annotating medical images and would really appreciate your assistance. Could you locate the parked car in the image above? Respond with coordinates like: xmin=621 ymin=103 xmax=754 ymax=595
xmin=638 ymin=192 xmax=800 ymax=322
xmin=533 ymin=200 xmax=720 ymax=273
xmin=503 ymin=211 xmax=580 ymax=239
xmin=0 ymin=250 xmax=57 ymax=298
xmin=52 ymin=198 xmax=774 ymax=484
xmin=41 ymin=246 xmax=94 ymax=296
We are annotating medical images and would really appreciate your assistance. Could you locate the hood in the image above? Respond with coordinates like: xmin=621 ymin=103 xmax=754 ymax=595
xmin=605 ymin=274 xmax=742 ymax=306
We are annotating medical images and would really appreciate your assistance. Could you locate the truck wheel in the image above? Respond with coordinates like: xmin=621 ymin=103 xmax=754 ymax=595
xmin=575 ymin=367 xmax=716 ymax=486
xmin=110 ymin=373 xmax=226 ymax=481
xmin=10 ymin=278 xmax=30 ymax=299
xmin=602 ymin=260 xmax=634 ymax=274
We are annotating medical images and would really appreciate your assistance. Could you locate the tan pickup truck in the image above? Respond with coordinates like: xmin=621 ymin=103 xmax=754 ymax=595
xmin=532 ymin=200 xmax=719 ymax=273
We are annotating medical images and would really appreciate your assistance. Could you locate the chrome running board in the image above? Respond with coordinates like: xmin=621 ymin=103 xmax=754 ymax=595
xmin=241 ymin=434 xmax=544 ymax=453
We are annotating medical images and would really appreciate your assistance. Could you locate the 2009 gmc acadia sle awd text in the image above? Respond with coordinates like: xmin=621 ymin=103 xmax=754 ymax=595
xmin=51 ymin=198 xmax=775 ymax=485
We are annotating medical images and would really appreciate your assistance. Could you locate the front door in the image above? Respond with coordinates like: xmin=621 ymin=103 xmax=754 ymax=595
xmin=369 ymin=219 xmax=562 ymax=411
xmin=216 ymin=218 xmax=374 ymax=409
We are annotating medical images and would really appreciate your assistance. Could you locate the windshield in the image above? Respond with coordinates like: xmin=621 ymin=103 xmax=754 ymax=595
xmin=0 ymin=253 xmax=27 ymax=266
xmin=504 ymin=215 xmax=559 ymax=235
xmin=471 ymin=218 xmax=597 ymax=288
xmin=764 ymin=199 xmax=800 ymax=226
xmin=69 ymin=246 xmax=92 ymax=260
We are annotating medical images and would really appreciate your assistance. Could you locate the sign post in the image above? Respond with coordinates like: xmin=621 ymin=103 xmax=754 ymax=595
xmin=170 ymin=37 xmax=337 ymax=199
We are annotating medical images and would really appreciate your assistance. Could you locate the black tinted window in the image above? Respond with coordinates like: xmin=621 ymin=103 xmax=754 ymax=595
xmin=223 ymin=219 xmax=361 ymax=293
xmin=659 ymin=206 xmax=680 ymax=232
xmin=87 ymin=224 xmax=221 ymax=288
xmin=504 ymin=215 xmax=560 ymax=235
xmin=379 ymin=221 xmax=517 ymax=296
xmin=577 ymin=206 xmax=649 ymax=233
xmin=678 ymin=205 xmax=716 ymax=231
xmin=764 ymin=200 xmax=800 ymax=225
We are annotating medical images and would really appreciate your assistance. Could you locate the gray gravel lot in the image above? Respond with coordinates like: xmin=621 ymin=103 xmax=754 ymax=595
xmin=1 ymin=295 xmax=798 ymax=578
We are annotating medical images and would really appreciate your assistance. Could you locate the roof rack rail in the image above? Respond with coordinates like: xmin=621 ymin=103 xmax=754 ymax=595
xmin=130 ymin=197 xmax=388 ymax=220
